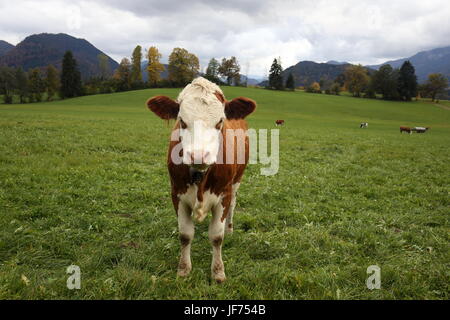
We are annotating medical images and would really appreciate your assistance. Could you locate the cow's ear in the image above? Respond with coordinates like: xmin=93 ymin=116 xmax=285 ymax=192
xmin=147 ymin=96 xmax=179 ymax=120
xmin=225 ymin=97 xmax=256 ymax=120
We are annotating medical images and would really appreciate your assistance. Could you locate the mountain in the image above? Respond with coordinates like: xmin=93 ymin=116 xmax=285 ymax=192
xmin=0 ymin=40 xmax=14 ymax=57
xmin=326 ymin=60 xmax=349 ymax=65
xmin=0 ymin=33 xmax=118 ymax=79
xmin=367 ymin=46 xmax=450 ymax=83
xmin=259 ymin=61 xmax=354 ymax=87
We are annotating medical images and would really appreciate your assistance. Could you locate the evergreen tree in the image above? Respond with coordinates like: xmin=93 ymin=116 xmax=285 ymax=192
xmin=98 ymin=53 xmax=111 ymax=80
xmin=15 ymin=67 xmax=28 ymax=103
xmin=285 ymin=72 xmax=295 ymax=90
xmin=28 ymin=68 xmax=45 ymax=102
xmin=0 ymin=66 xmax=16 ymax=104
xmin=372 ymin=64 xmax=400 ymax=100
xmin=131 ymin=45 xmax=143 ymax=85
xmin=45 ymin=65 xmax=60 ymax=101
xmin=268 ymin=58 xmax=284 ymax=90
xmin=60 ymin=51 xmax=82 ymax=99
xmin=397 ymin=61 xmax=418 ymax=101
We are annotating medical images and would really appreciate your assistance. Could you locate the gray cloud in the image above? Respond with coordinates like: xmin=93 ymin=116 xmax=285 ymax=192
xmin=0 ymin=0 xmax=449 ymax=77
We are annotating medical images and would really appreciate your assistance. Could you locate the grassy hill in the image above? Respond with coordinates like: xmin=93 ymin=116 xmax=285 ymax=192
xmin=0 ymin=88 xmax=449 ymax=299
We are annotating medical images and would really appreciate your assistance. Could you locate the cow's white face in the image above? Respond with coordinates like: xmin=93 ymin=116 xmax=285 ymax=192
xmin=147 ymin=77 xmax=256 ymax=169
xmin=178 ymin=96 xmax=225 ymax=169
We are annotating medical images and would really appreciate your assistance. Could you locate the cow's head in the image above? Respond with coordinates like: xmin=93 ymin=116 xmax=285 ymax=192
xmin=147 ymin=77 xmax=255 ymax=170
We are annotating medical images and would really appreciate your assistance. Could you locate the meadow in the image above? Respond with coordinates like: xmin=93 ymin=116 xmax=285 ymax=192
xmin=0 ymin=87 xmax=449 ymax=299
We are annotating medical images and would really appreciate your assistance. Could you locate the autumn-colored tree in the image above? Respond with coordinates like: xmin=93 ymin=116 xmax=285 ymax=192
xmin=114 ymin=58 xmax=132 ymax=91
xmin=344 ymin=64 xmax=369 ymax=97
xmin=45 ymin=65 xmax=60 ymax=101
xmin=147 ymin=46 xmax=165 ymax=87
xmin=131 ymin=45 xmax=143 ymax=84
xmin=168 ymin=48 xmax=199 ymax=86
xmin=306 ymin=82 xmax=321 ymax=93
xmin=218 ymin=57 xmax=240 ymax=86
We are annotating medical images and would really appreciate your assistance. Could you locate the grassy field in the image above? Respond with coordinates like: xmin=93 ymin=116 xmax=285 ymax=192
xmin=0 ymin=87 xmax=449 ymax=300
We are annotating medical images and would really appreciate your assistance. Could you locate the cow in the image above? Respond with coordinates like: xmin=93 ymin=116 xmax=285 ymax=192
xmin=360 ymin=122 xmax=369 ymax=129
xmin=412 ymin=127 xmax=430 ymax=134
xmin=146 ymin=77 xmax=256 ymax=283
xmin=400 ymin=126 xmax=412 ymax=134
xmin=275 ymin=120 xmax=285 ymax=126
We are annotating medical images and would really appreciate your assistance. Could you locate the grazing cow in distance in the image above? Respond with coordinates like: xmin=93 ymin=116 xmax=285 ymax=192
xmin=412 ymin=127 xmax=430 ymax=134
xmin=360 ymin=122 xmax=369 ymax=129
xmin=275 ymin=120 xmax=285 ymax=126
xmin=400 ymin=126 xmax=412 ymax=134
xmin=146 ymin=77 xmax=256 ymax=283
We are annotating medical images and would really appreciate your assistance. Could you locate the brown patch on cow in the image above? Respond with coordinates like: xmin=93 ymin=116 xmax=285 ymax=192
xmin=212 ymin=236 xmax=223 ymax=247
xmin=147 ymin=96 xmax=180 ymax=120
xmin=180 ymin=234 xmax=191 ymax=246
xmin=228 ymin=223 xmax=233 ymax=229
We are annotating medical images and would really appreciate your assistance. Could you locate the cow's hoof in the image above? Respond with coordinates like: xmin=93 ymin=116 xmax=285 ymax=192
xmin=177 ymin=262 xmax=192 ymax=277
xmin=212 ymin=272 xmax=226 ymax=284
xmin=225 ymin=227 xmax=233 ymax=235
xmin=225 ymin=223 xmax=233 ymax=235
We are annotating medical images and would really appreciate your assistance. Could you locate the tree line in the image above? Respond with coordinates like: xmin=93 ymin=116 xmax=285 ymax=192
xmin=267 ymin=58 xmax=449 ymax=102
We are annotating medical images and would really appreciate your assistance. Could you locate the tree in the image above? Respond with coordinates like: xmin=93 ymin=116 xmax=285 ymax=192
xmin=423 ymin=73 xmax=448 ymax=102
xmin=168 ymin=48 xmax=199 ymax=86
xmin=205 ymin=58 xmax=221 ymax=83
xmin=344 ymin=64 xmax=369 ymax=97
xmin=372 ymin=64 xmax=400 ymax=100
xmin=131 ymin=45 xmax=143 ymax=85
xmin=218 ymin=56 xmax=240 ymax=86
xmin=60 ymin=51 xmax=82 ymax=99
xmin=113 ymin=58 xmax=132 ymax=91
xmin=268 ymin=58 xmax=284 ymax=90
xmin=45 ymin=65 xmax=59 ymax=101
xmin=147 ymin=46 xmax=165 ymax=87
xmin=330 ymin=82 xmax=341 ymax=95
xmin=98 ymin=53 xmax=111 ymax=80
xmin=306 ymin=82 xmax=321 ymax=93
xmin=28 ymin=68 xmax=45 ymax=102
xmin=285 ymin=72 xmax=295 ymax=90
xmin=15 ymin=67 xmax=28 ymax=103
xmin=0 ymin=66 xmax=16 ymax=104
xmin=397 ymin=61 xmax=418 ymax=101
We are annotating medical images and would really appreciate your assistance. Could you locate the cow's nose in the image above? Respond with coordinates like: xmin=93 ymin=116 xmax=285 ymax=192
xmin=187 ymin=150 xmax=211 ymax=165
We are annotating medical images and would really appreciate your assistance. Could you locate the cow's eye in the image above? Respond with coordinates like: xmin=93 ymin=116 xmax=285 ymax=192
xmin=180 ymin=119 xmax=187 ymax=129
xmin=215 ymin=119 xmax=223 ymax=130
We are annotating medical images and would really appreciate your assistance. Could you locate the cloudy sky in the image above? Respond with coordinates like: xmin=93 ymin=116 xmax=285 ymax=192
xmin=1 ymin=0 xmax=449 ymax=78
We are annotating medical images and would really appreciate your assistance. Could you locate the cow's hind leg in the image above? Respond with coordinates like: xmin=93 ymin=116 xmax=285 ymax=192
xmin=177 ymin=202 xmax=194 ymax=277
xmin=209 ymin=202 xmax=227 ymax=283
xmin=225 ymin=183 xmax=240 ymax=234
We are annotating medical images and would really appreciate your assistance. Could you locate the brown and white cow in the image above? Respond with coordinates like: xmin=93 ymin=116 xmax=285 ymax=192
xmin=147 ymin=77 xmax=256 ymax=283
xmin=275 ymin=120 xmax=285 ymax=126
xmin=400 ymin=126 xmax=412 ymax=134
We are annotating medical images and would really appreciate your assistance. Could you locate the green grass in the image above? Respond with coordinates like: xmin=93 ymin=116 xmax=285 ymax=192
xmin=0 ymin=88 xmax=449 ymax=300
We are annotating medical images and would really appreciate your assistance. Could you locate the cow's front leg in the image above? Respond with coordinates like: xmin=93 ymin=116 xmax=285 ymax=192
xmin=177 ymin=202 xmax=194 ymax=277
xmin=209 ymin=202 xmax=227 ymax=283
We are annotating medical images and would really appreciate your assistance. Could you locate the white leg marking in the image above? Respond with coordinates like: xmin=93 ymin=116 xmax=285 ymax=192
xmin=225 ymin=183 xmax=240 ymax=235
xmin=209 ymin=202 xmax=226 ymax=283
xmin=177 ymin=202 xmax=194 ymax=277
